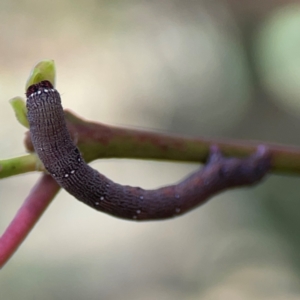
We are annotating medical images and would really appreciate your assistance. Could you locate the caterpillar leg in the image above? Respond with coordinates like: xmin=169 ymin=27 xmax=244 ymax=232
xmin=204 ymin=145 xmax=271 ymax=188
xmin=149 ymin=145 xmax=272 ymax=221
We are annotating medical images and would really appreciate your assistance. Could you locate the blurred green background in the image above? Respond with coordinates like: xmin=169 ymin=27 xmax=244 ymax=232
xmin=1 ymin=0 xmax=300 ymax=299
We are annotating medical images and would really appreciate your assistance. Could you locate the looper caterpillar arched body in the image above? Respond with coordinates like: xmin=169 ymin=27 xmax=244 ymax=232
xmin=26 ymin=81 xmax=271 ymax=221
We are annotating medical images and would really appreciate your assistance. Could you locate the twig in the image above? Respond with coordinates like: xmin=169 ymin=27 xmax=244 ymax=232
xmin=0 ymin=174 xmax=60 ymax=268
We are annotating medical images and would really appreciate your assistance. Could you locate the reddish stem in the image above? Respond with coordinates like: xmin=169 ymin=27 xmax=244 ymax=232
xmin=22 ymin=110 xmax=300 ymax=176
xmin=0 ymin=174 xmax=60 ymax=268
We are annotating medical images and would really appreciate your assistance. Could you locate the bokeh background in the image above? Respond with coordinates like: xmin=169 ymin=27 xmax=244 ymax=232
xmin=1 ymin=0 xmax=300 ymax=299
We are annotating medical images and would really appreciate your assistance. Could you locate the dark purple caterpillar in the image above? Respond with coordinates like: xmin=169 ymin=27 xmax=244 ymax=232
xmin=26 ymin=81 xmax=271 ymax=221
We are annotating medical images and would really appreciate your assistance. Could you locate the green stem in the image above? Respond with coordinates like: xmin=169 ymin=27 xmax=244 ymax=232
xmin=0 ymin=154 xmax=42 ymax=179
xmin=2 ymin=110 xmax=300 ymax=180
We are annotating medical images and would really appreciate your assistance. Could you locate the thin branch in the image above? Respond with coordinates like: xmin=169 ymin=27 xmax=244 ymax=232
xmin=2 ymin=109 xmax=300 ymax=180
xmin=0 ymin=154 xmax=41 ymax=179
xmin=25 ymin=110 xmax=300 ymax=176
xmin=0 ymin=174 xmax=60 ymax=268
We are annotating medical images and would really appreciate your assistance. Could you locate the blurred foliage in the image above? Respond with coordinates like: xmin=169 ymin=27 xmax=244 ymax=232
xmin=255 ymin=4 xmax=300 ymax=116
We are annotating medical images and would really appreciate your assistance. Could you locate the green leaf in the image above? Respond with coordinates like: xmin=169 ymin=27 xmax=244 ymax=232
xmin=25 ymin=59 xmax=56 ymax=90
xmin=9 ymin=97 xmax=29 ymax=128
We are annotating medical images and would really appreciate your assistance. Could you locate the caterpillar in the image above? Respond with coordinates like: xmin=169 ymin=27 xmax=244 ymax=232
xmin=26 ymin=81 xmax=270 ymax=221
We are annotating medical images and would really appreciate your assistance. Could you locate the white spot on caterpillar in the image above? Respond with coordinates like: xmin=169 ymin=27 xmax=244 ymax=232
xmin=64 ymin=174 xmax=69 ymax=178
xmin=44 ymin=89 xmax=48 ymax=93
xmin=37 ymin=91 xmax=41 ymax=95
xmin=136 ymin=210 xmax=141 ymax=214
xmin=51 ymin=89 xmax=55 ymax=92
xmin=106 ymin=184 xmax=110 ymax=187
xmin=52 ymin=174 xmax=56 ymax=177
xmin=140 ymin=195 xmax=144 ymax=200
xmin=77 ymin=158 xmax=81 ymax=162
xmin=71 ymin=170 xmax=75 ymax=174
xmin=100 ymin=196 xmax=104 ymax=201
xmin=175 ymin=208 xmax=181 ymax=213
